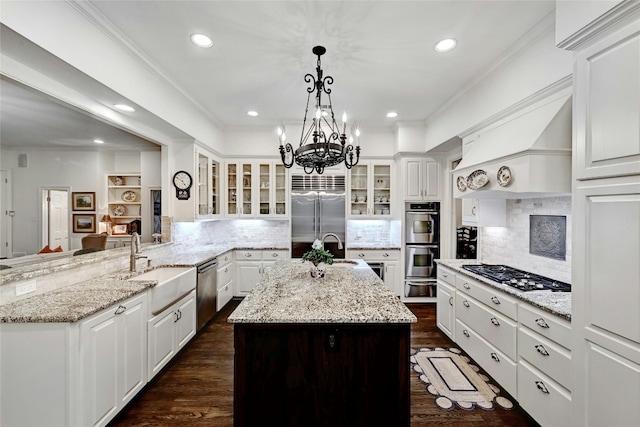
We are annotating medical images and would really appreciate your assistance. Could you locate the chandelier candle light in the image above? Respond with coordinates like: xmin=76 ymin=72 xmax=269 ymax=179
xmin=278 ymin=46 xmax=361 ymax=174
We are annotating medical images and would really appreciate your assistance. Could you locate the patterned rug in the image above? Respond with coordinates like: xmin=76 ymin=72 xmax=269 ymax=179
xmin=410 ymin=347 xmax=514 ymax=411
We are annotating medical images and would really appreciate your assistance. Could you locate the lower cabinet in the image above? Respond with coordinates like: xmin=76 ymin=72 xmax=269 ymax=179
xmin=217 ymin=251 xmax=234 ymax=310
xmin=436 ymin=280 xmax=455 ymax=340
xmin=0 ymin=293 xmax=148 ymax=427
xmin=347 ymin=249 xmax=401 ymax=296
xmin=148 ymin=289 xmax=197 ymax=380
xmin=235 ymin=249 xmax=289 ymax=296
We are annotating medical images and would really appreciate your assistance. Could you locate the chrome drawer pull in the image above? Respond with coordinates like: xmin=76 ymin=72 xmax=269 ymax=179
xmin=535 ymin=318 xmax=550 ymax=328
xmin=491 ymin=296 xmax=501 ymax=304
xmin=490 ymin=317 xmax=500 ymax=326
xmin=359 ymin=253 xmax=365 ymax=257
xmin=245 ymin=253 xmax=252 ymax=258
xmin=463 ymin=330 xmax=470 ymax=338
xmin=442 ymin=273 xmax=448 ymax=277
xmin=114 ymin=305 xmax=127 ymax=315
xmin=491 ymin=352 xmax=500 ymax=362
xmin=463 ymin=300 xmax=470 ymax=308
xmin=272 ymin=253 xmax=279 ymax=257
xmin=383 ymin=253 xmax=389 ymax=257
xmin=174 ymin=312 xmax=179 ymax=323
xmin=535 ymin=344 xmax=550 ymax=356
xmin=448 ymin=297 xmax=453 ymax=306
xmin=463 ymin=283 xmax=471 ymax=290
xmin=535 ymin=381 xmax=550 ymax=394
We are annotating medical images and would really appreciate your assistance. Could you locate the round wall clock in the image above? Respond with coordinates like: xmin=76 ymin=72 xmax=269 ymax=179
xmin=172 ymin=170 xmax=193 ymax=200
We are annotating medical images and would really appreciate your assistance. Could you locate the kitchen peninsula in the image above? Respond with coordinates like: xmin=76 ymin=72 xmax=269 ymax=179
xmin=228 ymin=259 xmax=416 ymax=427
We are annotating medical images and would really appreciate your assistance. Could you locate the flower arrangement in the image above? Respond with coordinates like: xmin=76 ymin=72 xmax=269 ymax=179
xmin=301 ymin=239 xmax=334 ymax=266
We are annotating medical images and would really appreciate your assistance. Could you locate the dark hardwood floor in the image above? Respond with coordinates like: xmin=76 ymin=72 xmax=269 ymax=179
xmin=109 ymin=300 xmax=538 ymax=427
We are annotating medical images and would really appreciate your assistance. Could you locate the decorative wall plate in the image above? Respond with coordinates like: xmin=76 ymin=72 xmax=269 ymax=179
xmin=113 ymin=204 xmax=126 ymax=216
xmin=466 ymin=170 xmax=489 ymax=190
xmin=497 ymin=166 xmax=512 ymax=187
xmin=456 ymin=176 xmax=467 ymax=192
xmin=121 ymin=190 xmax=137 ymax=202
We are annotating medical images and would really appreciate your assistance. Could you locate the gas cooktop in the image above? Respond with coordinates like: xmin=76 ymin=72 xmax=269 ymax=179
xmin=462 ymin=264 xmax=571 ymax=292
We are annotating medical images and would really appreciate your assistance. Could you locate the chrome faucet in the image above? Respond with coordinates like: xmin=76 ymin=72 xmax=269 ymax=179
xmin=321 ymin=233 xmax=343 ymax=250
xmin=130 ymin=232 xmax=148 ymax=272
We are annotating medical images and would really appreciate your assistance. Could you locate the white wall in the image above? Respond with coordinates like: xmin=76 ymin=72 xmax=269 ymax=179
xmin=424 ymin=27 xmax=574 ymax=151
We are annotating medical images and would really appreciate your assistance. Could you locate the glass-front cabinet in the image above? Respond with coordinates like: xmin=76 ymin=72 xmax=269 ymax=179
xmin=258 ymin=162 xmax=288 ymax=217
xmin=226 ymin=161 xmax=254 ymax=216
xmin=195 ymin=149 xmax=220 ymax=220
xmin=348 ymin=161 xmax=393 ymax=218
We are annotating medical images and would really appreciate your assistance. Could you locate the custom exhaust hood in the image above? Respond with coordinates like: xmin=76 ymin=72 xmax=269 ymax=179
xmin=453 ymin=92 xmax=572 ymax=199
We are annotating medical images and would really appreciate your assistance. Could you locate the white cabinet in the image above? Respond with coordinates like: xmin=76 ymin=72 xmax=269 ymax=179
xmin=257 ymin=161 xmax=288 ymax=217
xmin=436 ymin=266 xmax=456 ymax=340
xmin=567 ymin=9 xmax=640 ymax=427
xmin=81 ymin=293 xmax=147 ymax=427
xmin=235 ymin=249 xmax=290 ymax=295
xmin=0 ymin=293 xmax=148 ymax=427
xmin=402 ymin=157 xmax=440 ymax=201
xmin=148 ymin=290 xmax=196 ymax=380
xmin=195 ymin=148 xmax=221 ymax=219
xmin=225 ymin=161 xmax=255 ymax=216
xmin=347 ymin=249 xmax=400 ymax=296
xmin=348 ymin=162 xmax=393 ymax=217
xmin=227 ymin=161 xmax=288 ymax=218
xmin=462 ymin=199 xmax=506 ymax=227
xmin=217 ymin=251 xmax=234 ymax=310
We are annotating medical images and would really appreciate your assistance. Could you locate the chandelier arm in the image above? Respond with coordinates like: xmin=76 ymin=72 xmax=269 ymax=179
xmin=322 ymin=76 xmax=333 ymax=95
xmin=304 ymin=73 xmax=316 ymax=94
xmin=279 ymin=143 xmax=295 ymax=168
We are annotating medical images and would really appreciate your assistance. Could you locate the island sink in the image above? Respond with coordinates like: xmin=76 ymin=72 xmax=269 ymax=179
xmin=130 ymin=267 xmax=196 ymax=314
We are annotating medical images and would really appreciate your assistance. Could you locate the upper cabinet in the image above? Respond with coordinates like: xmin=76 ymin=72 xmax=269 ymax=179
xmin=226 ymin=161 xmax=254 ymax=217
xmin=348 ymin=161 xmax=393 ymax=218
xmin=195 ymin=148 xmax=221 ymax=220
xmin=226 ymin=160 xmax=288 ymax=218
xmin=107 ymin=173 xmax=142 ymax=236
xmin=402 ymin=157 xmax=440 ymax=201
xmin=257 ymin=162 xmax=288 ymax=218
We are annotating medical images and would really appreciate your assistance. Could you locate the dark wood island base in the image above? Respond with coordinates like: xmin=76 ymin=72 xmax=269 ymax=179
xmin=233 ymin=323 xmax=411 ymax=427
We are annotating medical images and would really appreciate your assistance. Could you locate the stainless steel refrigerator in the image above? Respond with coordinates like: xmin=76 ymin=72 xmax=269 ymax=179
xmin=290 ymin=174 xmax=346 ymax=259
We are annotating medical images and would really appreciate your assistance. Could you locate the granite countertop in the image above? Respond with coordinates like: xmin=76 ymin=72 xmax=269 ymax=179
xmin=436 ymin=259 xmax=571 ymax=321
xmin=228 ymin=259 xmax=417 ymax=324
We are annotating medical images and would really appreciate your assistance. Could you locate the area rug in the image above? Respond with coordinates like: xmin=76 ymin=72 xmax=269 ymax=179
xmin=410 ymin=347 xmax=514 ymax=411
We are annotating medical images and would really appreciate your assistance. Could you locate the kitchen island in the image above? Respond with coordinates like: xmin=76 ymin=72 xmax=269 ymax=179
xmin=228 ymin=259 xmax=417 ymax=427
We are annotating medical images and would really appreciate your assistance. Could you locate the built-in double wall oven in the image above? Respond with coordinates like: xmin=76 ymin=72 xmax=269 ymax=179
xmin=405 ymin=202 xmax=440 ymax=299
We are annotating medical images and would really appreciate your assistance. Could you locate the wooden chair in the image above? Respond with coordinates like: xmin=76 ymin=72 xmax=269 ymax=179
xmin=81 ymin=233 xmax=108 ymax=249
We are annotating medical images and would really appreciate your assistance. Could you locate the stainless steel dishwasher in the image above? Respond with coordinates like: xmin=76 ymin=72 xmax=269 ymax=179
xmin=196 ymin=258 xmax=218 ymax=331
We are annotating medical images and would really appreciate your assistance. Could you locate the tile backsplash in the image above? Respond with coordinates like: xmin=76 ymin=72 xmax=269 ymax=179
xmin=172 ymin=219 xmax=290 ymax=247
xmin=480 ymin=196 xmax=571 ymax=283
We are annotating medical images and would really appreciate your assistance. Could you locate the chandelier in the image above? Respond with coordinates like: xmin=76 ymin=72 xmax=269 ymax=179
xmin=278 ymin=46 xmax=360 ymax=174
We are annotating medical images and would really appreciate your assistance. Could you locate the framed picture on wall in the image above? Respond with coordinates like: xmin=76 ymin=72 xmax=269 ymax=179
xmin=72 ymin=214 xmax=96 ymax=233
xmin=72 ymin=192 xmax=96 ymax=211
xmin=111 ymin=224 xmax=129 ymax=235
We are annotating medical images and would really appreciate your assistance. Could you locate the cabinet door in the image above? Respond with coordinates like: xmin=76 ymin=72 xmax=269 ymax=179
xmin=436 ymin=281 xmax=455 ymax=339
xmin=372 ymin=163 xmax=392 ymax=217
xmin=236 ymin=261 xmax=262 ymax=295
xmin=404 ymin=158 xmax=423 ymax=200
xmin=257 ymin=162 xmax=273 ymax=217
xmin=384 ymin=261 xmax=398 ymax=296
xmin=274 ymin=163 xmax=288 ymax=216
xmin=118 ymin=295 xmax=147 ymax=407
xmin=148 ymin=309 xmax=177 ymax=379
xmin=461 ymin=199 xmax=478 ymax=225
xmin=196 ymin=152 xmax=210 ymax=217
xmin=226 ymin=162 xmax=240 ymax=216
xmin=349 ymin=164 xmax=369 ymax=216
xmin=176 ymin=292 xmax=197 ymax=350
xmin=423 ymin=160 xmax=440 ymax=199
xmin=239 ymin=162 xmax=254 ymax=216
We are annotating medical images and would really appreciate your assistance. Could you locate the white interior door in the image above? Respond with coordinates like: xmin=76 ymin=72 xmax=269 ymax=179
xmin=47 ymin=190 xmax=69 ymax=251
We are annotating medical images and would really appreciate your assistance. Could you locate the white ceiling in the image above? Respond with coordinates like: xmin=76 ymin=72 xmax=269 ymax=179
xmin=0 ymin=0 xmax=556 ymax=149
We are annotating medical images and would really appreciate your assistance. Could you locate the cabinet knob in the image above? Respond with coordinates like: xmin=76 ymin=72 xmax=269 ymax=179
xmin=535 ymin=318 xmax=550 ymax=328
xmin=442 ymin=273 xmax=448 ymax=277
xmin=359 ymin=253 xmax=365 ymax=258
xmin=272 ymin=253 xmax=278 ymax=257
xmin=535 ymin=381 xmax=550 ymax=394
xmin=114 ymin=305 xmax=127 ymax=315
xmin=463 ymin=330 xmax=470 ymax=338
xmin=535 ymin=344 xmax=550 ymax=356
xmin=490 ymin=352 xmax=500 ymax=362
xmin=245 ymin=253 xmax=252 ymax=258
xmin=463 ymin=283 xmax=471 ymax=290
xmin=383 ymin=253 xmax=389 ymax=257
xmin=491 ymin=296 xmax=501 ymax=305
xmin=463 ymin=300 xmax=470 ymax=308
xmin=490 ymin=317 xmax=500 ymax=326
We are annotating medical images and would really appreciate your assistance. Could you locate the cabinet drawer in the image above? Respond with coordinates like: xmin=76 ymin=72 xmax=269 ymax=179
xmin=217 ymin=280 xmax=233 ymax=311
xmin=236 ymin=250 xmax=262 ymax=260
xmin=263 ymin=250 xmax=289 ymax=261
xmin=455 ymin=319 xmax=517 ymax=397
xmin=218 ymin=251 xmax=233 ymax=264
xmin=518 ymin=303 xmax=571 ymax=349
xmin=518 ymin=327 xmax=572 ymax=390
xmin=349 ymin=249 xmax=400 ymax=261
xmin=517 ymin=360 xmax=571 ymax=427
xmin=217 ymin=264 xmax=234 ymax=288
xmin=437 ymin=265 xmax=456 ymax=286
xmin=456 ymin=295 xmax=517 ymax=360
xmin=456 ymin=274 xmax=517 ymax=320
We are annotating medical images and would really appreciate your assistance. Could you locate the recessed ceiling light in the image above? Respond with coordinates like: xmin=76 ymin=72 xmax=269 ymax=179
xmin=190 ymin=33 xmax=213 ymax=48
xmin=93 ymin=139 xmax=104 ymax=144
xmin=114 ymin=104 xmax=135 ymax=113
xmin=434 ymin=38 xmax=457 ymax=52
xmin=247 ymin=110 xmax=259 ymax=117
xmin=386 ymin=112 xmax=398 ymax=118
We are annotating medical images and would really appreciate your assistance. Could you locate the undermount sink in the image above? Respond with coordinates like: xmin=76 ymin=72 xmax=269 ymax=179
xmin=130 ymin=267 xmax=196 ymax=315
